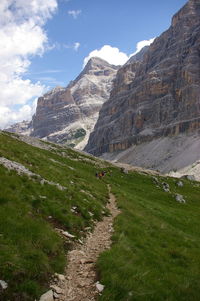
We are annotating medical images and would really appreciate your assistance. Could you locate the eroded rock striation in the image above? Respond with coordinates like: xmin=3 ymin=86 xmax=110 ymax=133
xmin=85 ymin=0 xmax=200 ymax=171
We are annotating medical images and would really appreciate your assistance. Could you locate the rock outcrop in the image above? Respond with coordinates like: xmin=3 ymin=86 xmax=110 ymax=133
xmin=85 ymin=0 xmax=200 ymax=171
xmin=6 ymin=120 xmax=32 ymax=136
xmin=7 ymin=58 xmax=119 ymax=149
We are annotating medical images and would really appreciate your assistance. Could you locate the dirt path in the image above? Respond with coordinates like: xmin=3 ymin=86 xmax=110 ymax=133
xmin=57 ymin=185 xmax=120 ymax=301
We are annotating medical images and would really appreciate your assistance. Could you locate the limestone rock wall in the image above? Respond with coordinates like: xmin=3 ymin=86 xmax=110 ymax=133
xmin=85 ymin=0 xmax=200 ymax=158
xmin=30 ymin=58 xmax=119 ymax=148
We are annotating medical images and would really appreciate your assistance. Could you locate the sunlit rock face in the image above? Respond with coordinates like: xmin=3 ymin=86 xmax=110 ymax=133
xmin=7 ymin=57 xmax=119 ymax=149
xmin=85 ymin=0 xmax=200 ymax=169
xmin=31 ymin=57 xmax=119 ymax=148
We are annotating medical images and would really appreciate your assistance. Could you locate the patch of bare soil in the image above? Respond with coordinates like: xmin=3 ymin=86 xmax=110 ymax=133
xmin=56 ymin=185 xmax=120 ymax=301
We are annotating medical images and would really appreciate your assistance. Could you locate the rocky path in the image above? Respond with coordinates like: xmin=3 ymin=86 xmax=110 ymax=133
xmin=57 ymin=185 xmax=120 ymax=301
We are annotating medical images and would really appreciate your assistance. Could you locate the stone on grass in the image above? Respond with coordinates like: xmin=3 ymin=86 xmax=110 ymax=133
xmin=96 ymin=281 xmax=105 ymax=293
xmin=0 ymin=280 xmax=8 ymax=290
xmin=162 ymin=182 xmax=170 ymax=192
xmin=177 ymin=181 xmax=184 ymax=187
xmin=175 ymin=194 xmax=186 ymax=203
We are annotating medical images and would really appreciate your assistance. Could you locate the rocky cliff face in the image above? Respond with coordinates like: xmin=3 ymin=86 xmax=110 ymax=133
xmin=7 ymin=57 xmax=119 ymax=149
xmin=85 ymin=0 xmax=200 ymax=172
xmin=31 ymin=57 xmax=119 ymax=148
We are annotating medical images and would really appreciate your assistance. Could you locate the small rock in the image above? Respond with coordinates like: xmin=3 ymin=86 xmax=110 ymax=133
xmin=40 ymin=179 xmax=45 ymax=185
xmin=54 ymin=273 xmax=65 ymax=282
xmin=48 ymin=216 xmax=52 ymax=219
xmin=175 ymin=194 xmax=186 ymax=203
xmin=96 ymin=281 xmax=105 ymax=293
xmin=62 ymin=231 xmax=75 ymax=239
xmin=162 ymin=182 xmax=170 ymax=192
xmin=0 ymin=280 xmax=8 ymax=290
xmin=153 ymin=177 xmax=159 ymax=184
xmin=39 ymin=290 xmax=54 ymax=301
xmin=88 ymin=211 xmax=94 ymax=217
xmin=85 ymin=227 xmax=91 ymax=231
xmin=50 ymin=285 xmax=63 ymax=294
xmin=78 ymin=281 xmax=85 ymax=288
xmin=177 ymin=181 xmax=184 ymax=187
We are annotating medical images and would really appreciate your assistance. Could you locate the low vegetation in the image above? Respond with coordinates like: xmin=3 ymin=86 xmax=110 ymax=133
xmin=0 ymin=131 xmax=200 ymax=300
xmin=98 ymin=169 xmax=200 ymax=300
xmin=0 ymin=131 xmax=108 ymax=300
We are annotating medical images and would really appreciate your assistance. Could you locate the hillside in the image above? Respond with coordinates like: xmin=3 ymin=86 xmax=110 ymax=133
xmin=0 ymin=131 xmax=200 ymax=300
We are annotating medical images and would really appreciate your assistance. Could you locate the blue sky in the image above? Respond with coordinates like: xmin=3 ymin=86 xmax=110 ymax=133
xmin=0 ymin=0 xmax=187 ymax=128
xmin=29 ymin=0 xmax=187 ymax=87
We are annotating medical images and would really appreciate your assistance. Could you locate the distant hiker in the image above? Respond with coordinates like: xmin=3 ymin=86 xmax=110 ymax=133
xmin=95 ymin=172 xmax=99 ymax=178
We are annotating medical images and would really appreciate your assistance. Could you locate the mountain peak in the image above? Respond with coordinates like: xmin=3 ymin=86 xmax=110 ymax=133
xmin=83 ymin=56 xmax=120 ymax=74
xmin=172 ymin=0 xmax=200 ymax=27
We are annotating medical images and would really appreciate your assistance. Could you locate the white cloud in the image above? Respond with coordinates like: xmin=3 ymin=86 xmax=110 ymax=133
xmin=83 ymin=45 xmax=129 ymax=67
xmin=130 ymin=38 xmax=155 ymax=56
xmin=64 ymin=42 xmax=81 ymax=51
xmin=0 ymin=100 xmax=37 ymax=129
xmin=0 ymin=0 xmax=58 ymax=129
xmin=68 ymin=10 xmax=81 ymax=19
xmin=83 ymin=38 xmax=155 ymax=67
xmin=74 ymin=42 xmax=80 ymax=51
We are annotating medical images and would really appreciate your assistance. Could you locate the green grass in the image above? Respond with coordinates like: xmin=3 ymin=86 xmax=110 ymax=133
xmin=98 ymin=169 xmax=200 ymax=301
xmin=1 ymin=131 xmax=200 ymax=300
xmin=0 ymin=131 xmax=109 ymax=300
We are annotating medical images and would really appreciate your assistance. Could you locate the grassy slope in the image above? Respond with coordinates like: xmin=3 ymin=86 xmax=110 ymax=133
xmin=0 ymin=132 xmax=109 ymax=300
xmin=98 ymin=169 xmax=200 ymax=300
xmin=1 ymin=131 xmax=200 ymax=300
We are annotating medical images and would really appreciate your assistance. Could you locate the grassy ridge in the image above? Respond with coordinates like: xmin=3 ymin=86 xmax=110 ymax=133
xmin=98 ymin=169 xmax=200 ymax=300
xmin=0 ymin=132 xmax=109 ymax=300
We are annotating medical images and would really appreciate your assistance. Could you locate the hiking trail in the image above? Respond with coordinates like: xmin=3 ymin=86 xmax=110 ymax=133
xmin=55 ymin=184 xmax=120 ymax=301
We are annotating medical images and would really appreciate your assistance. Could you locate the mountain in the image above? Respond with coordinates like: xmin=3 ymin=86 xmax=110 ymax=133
xmin=85 ymin=0 xmax=200 ymax=173
xmin=6 ymin=120 xmax=33 ymax=136
xmin=7 ymin=57 xmax=119 ymax=149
